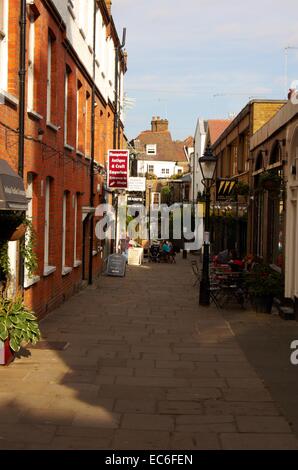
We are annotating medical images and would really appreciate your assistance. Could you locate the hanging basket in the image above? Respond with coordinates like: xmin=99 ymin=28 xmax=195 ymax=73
xmin=9 ymin=224 xmax=27 ymax=241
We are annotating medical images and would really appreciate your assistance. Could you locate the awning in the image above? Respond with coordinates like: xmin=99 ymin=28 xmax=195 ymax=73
xmin=0 ymin=159 xmax=28 ymax=211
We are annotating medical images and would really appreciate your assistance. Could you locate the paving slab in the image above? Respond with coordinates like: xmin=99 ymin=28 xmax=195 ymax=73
xmin=1 ymin=254 xmax=298 ymax=449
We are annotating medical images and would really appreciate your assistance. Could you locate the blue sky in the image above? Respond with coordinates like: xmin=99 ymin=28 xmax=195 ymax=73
xmin=112 ymin=0 xmax=298 ymax=141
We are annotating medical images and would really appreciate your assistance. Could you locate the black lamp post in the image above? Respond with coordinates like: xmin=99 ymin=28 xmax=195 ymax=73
xmin=199 ymin=145 xmax=217 ymax=306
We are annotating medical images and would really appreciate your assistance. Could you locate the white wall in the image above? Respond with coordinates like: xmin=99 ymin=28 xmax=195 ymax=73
xmin=52 ymin=0 xmax=122 ymax=109
xmin=137 ymin=160 xmax=183 ymax=178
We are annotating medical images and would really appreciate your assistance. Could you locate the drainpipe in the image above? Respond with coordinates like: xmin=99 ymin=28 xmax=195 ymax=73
xmin=18 ymin=0 xmax=26 ymax=178
xmin=18 ymin=0 xmax=27 ymax=291
xmin=113 ymin=28 xmax=126 ymax=253
xmin=113 ymin=28 xmax=126 ymax=149
xmin=88 ymin=0 xmax=97 ymax=285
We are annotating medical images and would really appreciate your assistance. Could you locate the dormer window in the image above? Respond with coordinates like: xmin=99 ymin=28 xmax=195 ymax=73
xmin=146 ymin=144 xmax=157 ymax=156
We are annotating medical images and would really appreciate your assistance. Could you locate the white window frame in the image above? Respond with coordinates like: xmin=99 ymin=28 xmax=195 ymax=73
xmin=64 ymin=68 xmax=70 ymax=145
xmin=85 ymin=92 xmax=90 ymax=157
xmin=166 ymin=168 xmax=170 ymax=175
xmin=162 ymin=169 xmax=166 ymax=174
xmin=27 ymin=13 xmax=35 ymax=111
xmin=148 ymin=164 xmax=154 ymax=174
xmin=24 ymin=173 xmax=40 ymax=288
xmin=0 ymin=0 xmax=8 ymax=92
xmin=62 ymin=192 xmax=67 ymax=269
xmin=46 ymin=35 xmax=52 ymax=122
xmin=44 ymin=177 xmax=50 ymax=268
xmin=73 ymin=193 xmax=79 ymax=265
xmin=146 ymin=144 xmax=157 ymax=156
xmin=76 ymin=82 xmax=80 ymax=150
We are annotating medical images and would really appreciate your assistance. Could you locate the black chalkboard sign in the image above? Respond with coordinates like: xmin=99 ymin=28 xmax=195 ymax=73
xmin=106 ymin=254 xmax=126 ymax=277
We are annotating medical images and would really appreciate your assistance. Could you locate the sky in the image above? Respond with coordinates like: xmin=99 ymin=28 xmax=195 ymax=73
xmin=112 ymin=0 xmax=298 ymax=141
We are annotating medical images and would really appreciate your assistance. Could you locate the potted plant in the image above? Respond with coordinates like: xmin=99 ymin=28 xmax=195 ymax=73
xmin=259 ymin=170 xmax=282 ymax=192
xmin=0 ymin=290 xmax=41 ymax=365
xmin=245 ymin=264 xmax=284 ymax=313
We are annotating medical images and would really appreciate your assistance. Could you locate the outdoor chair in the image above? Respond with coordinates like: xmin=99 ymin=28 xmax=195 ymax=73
xmin=191 ymin=260 xmax=200 ymax=286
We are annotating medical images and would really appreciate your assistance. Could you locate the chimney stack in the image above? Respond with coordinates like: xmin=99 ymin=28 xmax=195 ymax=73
xmin=105 ymin=0 xmax=112 ymax=15
xmin=151 ymin=116 xmax=169 ymax=132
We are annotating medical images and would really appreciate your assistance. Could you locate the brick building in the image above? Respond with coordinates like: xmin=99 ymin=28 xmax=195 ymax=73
xmin=210 ymin=100 xmax=286 ymax=256
xmin=250 ymin=98 xmax=298 ymax=306
xmin=0 ymin=0 xmax=127 ymax=317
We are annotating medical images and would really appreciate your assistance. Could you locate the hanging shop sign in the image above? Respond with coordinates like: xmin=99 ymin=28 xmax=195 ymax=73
xmin=108 ymin=150 xmax=129 ymax=190
xmin=216 ymin=178 xmax=236 ymax=201
xmin=0 ymin=159 xmax=28 ymax=211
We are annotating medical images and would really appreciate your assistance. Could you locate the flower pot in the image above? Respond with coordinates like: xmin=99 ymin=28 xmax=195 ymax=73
xmin=9 ymin=224 xmax=27 ymax=241
xmin=254 ymin=295 xmax=273 ymax=314
xmin=0 ymin=339 xmax=14 ymax=366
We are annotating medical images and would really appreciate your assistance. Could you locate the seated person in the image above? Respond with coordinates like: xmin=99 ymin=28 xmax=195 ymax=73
xmin=168 ymin=241 xmax=176 ymax=263
xmin=161 ymin=240 xmax=170 ymax=262
xmin=216 ymin=249 xmax=230 ymax=264
xmin=228 ymin=249 xmax=245 ymax=271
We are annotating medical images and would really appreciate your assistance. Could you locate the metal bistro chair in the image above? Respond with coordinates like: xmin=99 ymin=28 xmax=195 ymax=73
xmin=191 ymin=259 xmax=201 ymax=287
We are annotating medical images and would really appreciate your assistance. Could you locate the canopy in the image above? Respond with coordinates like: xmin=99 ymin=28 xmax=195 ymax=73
xmin=0 ymin=159 xmax=28 ymax=211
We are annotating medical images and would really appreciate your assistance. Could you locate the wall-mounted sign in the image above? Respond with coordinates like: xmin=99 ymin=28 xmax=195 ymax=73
xmin=108 ymin=150 xmax=129 ymax=190
xmin=128 ymin=177 xmax=146 ymax=192
xmin=216 ymin=178 xmax=236 ymax=201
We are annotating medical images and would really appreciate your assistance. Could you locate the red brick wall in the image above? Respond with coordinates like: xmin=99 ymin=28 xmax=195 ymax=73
xmin=0 ymin=0 xmax=125 ymax=318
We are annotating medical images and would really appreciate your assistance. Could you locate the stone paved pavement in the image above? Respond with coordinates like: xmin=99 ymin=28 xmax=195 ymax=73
xmin=1 ymin=255 xmax=298 ymax=449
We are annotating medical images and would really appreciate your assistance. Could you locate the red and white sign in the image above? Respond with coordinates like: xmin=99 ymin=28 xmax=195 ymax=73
xmin=108 ymin=150 xmax=129 ymax=190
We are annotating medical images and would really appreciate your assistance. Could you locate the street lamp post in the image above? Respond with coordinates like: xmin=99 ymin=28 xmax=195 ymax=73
xmin=198 ymin=146 xmax=217 ymax=306
xmin=147 ymin=182 xmax=153 ymax=246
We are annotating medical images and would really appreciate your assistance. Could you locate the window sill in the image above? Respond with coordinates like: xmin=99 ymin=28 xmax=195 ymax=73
xmin=27 ymin=109 xmax=43 ymax=121
xmin=43 ymin=266 xmax=56 ymax=277
xmin=65 ymin=143 xmax=74 ymax=152
xmin=67 ymin=5 xmax=76 ymax=20
xmin=24 ymin=275 xmax=40 ymax=289
xmin=74 ymin=260 xmax=82 ymax=268
xmin=46 ymin=122 xmax=60 ymax=132
xmin=62 ymin=266 xmax=72 ymax=276
xmin=85 ymin=154 xmax=91 ymax=160
xmin=0 ymin=89 xmax=19 ymax=108
xmin=79 ymin=28 xmax=86 ymax=40
xmin=76 ymin=149 xmax=85 ymax=158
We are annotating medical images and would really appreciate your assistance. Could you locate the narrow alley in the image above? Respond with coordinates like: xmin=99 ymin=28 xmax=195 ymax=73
xmin=1 ymin=255 xmax=298 ymax=450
